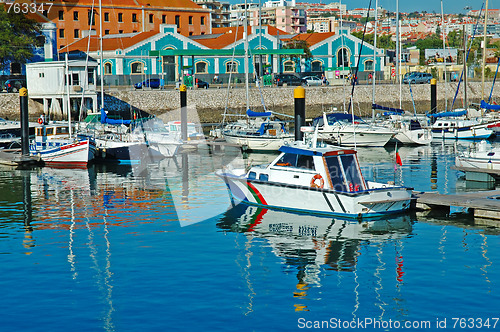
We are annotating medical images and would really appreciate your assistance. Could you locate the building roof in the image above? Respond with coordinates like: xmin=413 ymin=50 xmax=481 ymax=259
xmin=284 ymin=32 xmax=336 ymax=47
xmin=194 ymin=26 xmax=289 ymax=49
xmin=59 ymin=31 xmax=158 ymax=53
xmin=42 ymin=0 xmax=203 ymax=9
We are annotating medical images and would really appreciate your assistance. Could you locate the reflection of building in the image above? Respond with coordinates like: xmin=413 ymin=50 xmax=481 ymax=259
xmin=217 ymin=205 xmax=412 ymax=311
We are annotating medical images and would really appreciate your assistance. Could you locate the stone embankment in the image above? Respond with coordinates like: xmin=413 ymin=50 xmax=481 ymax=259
xmin=0 ymin=81 xmax=496 ymax=123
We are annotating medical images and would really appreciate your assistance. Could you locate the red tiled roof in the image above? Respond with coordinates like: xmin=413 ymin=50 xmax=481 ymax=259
xmin=284 ymin=32 xmax=336 ymax=47
xmin=40 ymin=0 xmax=202 ymax=9
xmin=59 ymin=31 xmax=158 ymax=53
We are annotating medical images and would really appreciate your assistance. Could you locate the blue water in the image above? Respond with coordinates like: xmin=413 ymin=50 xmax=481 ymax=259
xmin=1 ymin=142 xmax=500 ymax=331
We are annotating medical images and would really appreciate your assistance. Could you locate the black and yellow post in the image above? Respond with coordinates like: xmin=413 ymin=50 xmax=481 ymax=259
xmin=180 ymin=84 xmax=188 ymax=142
xmin=19 ymin=88 xmax=30 ymax=156
xmin=294 ymin=86 xmax=306 ymax=141
xmin=430 ymin=78 xmax=437 ymax=121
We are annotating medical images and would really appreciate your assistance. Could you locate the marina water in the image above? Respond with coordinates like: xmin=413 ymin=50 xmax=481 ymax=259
xmin=1 ymin=141 xmax=499 ymax=331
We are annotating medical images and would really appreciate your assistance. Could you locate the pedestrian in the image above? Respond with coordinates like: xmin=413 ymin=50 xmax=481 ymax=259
xmin=368 ymin=73 xmax=373 ymax=84
xmin=321 ymin=74 xmax=326 ymax=86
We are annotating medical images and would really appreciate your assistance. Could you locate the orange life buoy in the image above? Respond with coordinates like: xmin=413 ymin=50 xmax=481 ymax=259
xmin=38 ymin=118 xmax=43 ymax=124
xmin=310 ymin=174 xmax=324 ymax=189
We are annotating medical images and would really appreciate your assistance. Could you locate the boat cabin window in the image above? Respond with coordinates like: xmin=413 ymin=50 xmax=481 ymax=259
xmin=248 ymin=171 xmax=256 ymax=180
xmin=56 ymin=127 xmax=69 ymax=135
xmin=488 ymin=152 xmax=495 ymax=156
xmin=324 ymin=154 xmax=365 ymax=192
xmin=259 ymin=174 xmax=269 ymax=181
xmin=275 ymin=153 xmax=314 ymax=170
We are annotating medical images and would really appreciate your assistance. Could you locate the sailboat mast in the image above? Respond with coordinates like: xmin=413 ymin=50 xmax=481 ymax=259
xmin=99 ymin=0 xmax=104 ymax=111
xmin=441 ymin=0 xmax=448 ymax=111
xmin=65 ymin=53 xmax=72 ymax=138
xmin=244 ymin=0 xmax=249 ymax=111
xmin=372 ymin=0 xmax=378 ymax=121
xmin=395 ymin=0 xmax=399 ymax=85
xmin=463 ymin=25 xmax=468 ymax=110
xmin=481 ymin=0 xmax=489 ymax=101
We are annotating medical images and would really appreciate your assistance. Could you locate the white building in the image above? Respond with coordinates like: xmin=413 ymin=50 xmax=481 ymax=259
xmin=26 ymin=60 xmax=99 ymax=119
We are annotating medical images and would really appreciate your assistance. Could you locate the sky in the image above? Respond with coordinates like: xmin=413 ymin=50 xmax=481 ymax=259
xmin=228 ymin=1 xmax=487 ymax=15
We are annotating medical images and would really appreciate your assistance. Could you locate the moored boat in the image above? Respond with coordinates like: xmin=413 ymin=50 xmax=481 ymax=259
xmin=216 ymin=134 xmax=412 ymax=219
xmin=428 ymin=109 xmax=495 ymax=140
xmin=455 ymin=140 xmax=500 ymax=171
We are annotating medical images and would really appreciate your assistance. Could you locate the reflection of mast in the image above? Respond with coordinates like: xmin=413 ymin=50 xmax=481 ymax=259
xmin=22 ymin=171 xmax=34 ymax=254
xmin=480 ymin=234 xmax=491 ymax=288
xmin=182 ymin=153 xmax=189 ymax=202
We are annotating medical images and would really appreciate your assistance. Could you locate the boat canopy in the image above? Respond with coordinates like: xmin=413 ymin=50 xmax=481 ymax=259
xmin=257 ymin=121 xmax=286 ymax=135
xmin=480 ymin=100 xmax=500 ymax=111
xmin=427 ymin=110 xmax=467 ymax=118
xmin=246 ymin=109 xmax=272 ymax=117
xmin=279 ymin=145 xmax=324 ymax=156
xmin=372 ymin=103 xmax=405 ymax=115
xmin=101 ymin=109 xmax=132 ymax=125
xmin=313 ymin=113 xmax=362 ymax=127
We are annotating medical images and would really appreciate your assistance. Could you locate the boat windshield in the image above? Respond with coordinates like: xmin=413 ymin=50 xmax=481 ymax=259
xmin=274 ymin=153 xmax=314 ymax=170
xmin=324 ymin=154 xmax=365 ymax=192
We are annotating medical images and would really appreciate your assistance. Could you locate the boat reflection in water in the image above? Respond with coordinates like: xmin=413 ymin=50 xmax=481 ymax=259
xmin=217 ymin=204 xmax=413 ymax=312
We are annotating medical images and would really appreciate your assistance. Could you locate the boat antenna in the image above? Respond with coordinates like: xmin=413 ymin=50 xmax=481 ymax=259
xmin=312 ymin=124 xmax=319 ymax=148
xmin=347 ymin=0 xmax=372 ymax=113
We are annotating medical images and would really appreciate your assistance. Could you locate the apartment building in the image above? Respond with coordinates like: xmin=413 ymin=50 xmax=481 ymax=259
xmin=29 ymin=0 xmax=212 ymax=50
xmin=194 ymin=0 xmax=231 ymax=28
xmin=249 ymin=4 xmax=306 ymax=34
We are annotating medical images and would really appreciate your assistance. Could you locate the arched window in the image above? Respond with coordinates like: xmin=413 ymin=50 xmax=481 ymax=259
xmin=226 ymin=61 xmax=237 ymax=73
xmin=337 ymin=48 xmax=349 ymax=68
xmin=104 ymin=62 xmax=112 ymax=75
xmin=311 ymin=60 xmax=323 ymax=72
xmin=364 ymin=60 xmax=374 ymax=71
xmin=196 ymin=61 xmax=208 ymax=74
xmin=131 ymin=62 xmax=143 ymax=74
xmin=283 ymin=60 xmax=295 ymax=73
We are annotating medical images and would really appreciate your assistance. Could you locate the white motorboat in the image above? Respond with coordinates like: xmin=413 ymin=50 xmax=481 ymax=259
xmin=390 ymin=118 xmax=432 ymax=145
xmin=166 ymin=120 xmax=205 ymax=149
xmin=223 ymin=111 xmax=294 ymax=151
xmin=30 ymin=123 xmax=96 ymax=167
xmin=313 ymin=112 xmax=395 ymax=147
xmin=131 ymin=117 xmax=181 ymax=158
xmin=429 ymin=109 xmax=496 ymax=140
xmin=455 ymin=140 xmax=500 ymax=171
xmin=216 ymin=132 xmax=412 ymax=219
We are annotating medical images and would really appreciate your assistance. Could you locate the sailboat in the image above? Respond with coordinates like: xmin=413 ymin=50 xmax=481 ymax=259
xmin=221 ymin=2 xmax=294 ymax=151
xmin=30 ymin=55 xmax=96 ymax=167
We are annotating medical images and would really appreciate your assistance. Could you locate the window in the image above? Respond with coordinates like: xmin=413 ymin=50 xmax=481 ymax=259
xmin=119 ymin=30 xmax=123 ymax=34
xmin=201 ymin=16 xmax=205 ymax=25
xmin=88 ymin=10 xmax=96 ymax=25
xmin=311 ymin=61 xmax=322 ymax=72
xmin=132 ymin=13 xmax=138 ymax=23
xmin=60 ymin=45 xmax=65 ymax=49
xmin=337 ymin=48 xmax=349 ymax=68
xmin=364 ymin=60 xmax=373 ymax=71
xmin=175 ymin=15 xmax=180 ymax=28
xmin=104 ymin=12 xmax=109 ymax=22
xmin=131 ymin=62 xmax=144 ymax=74
xmin=118 ymin=13 xmax=123 ymax=22
xmin=196 ymin=62 xmax=208 ymax=74
xmin=73 ymin=11 xmax=78 ymax=21
xmin=226 ymin=61 xmax=237 ymax=73
xmin=283 ymin=61 xmax=294 ymax=72
xmin=275 ymin=153 xmax=297 ymax=167
xmin=74 ymin=29 xmax=79 ymax=38
xmin=149 ymin=14 xmax=154 ymax=23
xmin=72 ymin=73 xmax=79 ymax=86
xmin=59 ymin=29 xmax=64 ymax=38
xmin=39 ymin=72 xmax=45 ymax=78
xmin=87 ymin=68 xmax=94 ymax=84
xmin=105 ymin=30 xmax=110 ymax=35
xmin=324 ymin=156 xmax=346 ymax=191
xmin=162 ymin=15 xmax=166 ymax=24
xmin=104 ymin=63 xmax=112 ymax=75
xmin=58 ymin=10 xmax=64 ymax=20
xmin=189 ymin=16 xmax=193 ymax=25
xmin=340 ymin=155 xmax=365 ymax=191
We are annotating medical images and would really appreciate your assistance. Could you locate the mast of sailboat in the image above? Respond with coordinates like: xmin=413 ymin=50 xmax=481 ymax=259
xmin=399 ymin=20 xmax=402 ymax=109
xmin=244 ymin=0 xmax=249 ymax=111
xmin=340 ymin=0 xmax=346 ymax=113
xmin=371 ymin=0 xmax=378 ymax=121
xmin=99 ymin=0 xmax=104 ymax=112
xmin=463 ymin=24 xmax=468 ymax=111
xmin=481 ymin=0 xmax=489 ymax=101
xmin=65 ymin=53 xmax=72 ymax=138
xmin=441 ymin=0 xmax=448 ymax=111
xmin=395 ymin=0 xmax=399 ymax=85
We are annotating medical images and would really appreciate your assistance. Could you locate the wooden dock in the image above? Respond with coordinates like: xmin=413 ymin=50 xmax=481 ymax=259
xmin=413 ymin=190 xmax=500 ymax=222
xmin=452 ymin=165 xmax=500 ymax=182
xmin=0 ymin=149 xmax=42 ymax=167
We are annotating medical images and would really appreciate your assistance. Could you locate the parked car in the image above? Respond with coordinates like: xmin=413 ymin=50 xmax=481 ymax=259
xmin=134 ymin=78 xmax=161 ymax=89
xmin=403 ymin=72 xmax=432 ymax=84
xmin=195 ymin=79 xmax=209 ymax=89
xmin=3 ymin=79 xmax=26 ymax=93
xmin=301 ymin=75 xmax=323 ymax=86
xmin=274 ymin=74 xmax=303 ymax=86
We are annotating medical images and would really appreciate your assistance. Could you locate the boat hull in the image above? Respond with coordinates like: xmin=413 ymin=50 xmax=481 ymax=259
xmin=217 ymin=171 xmax=412 ymax=219
xmin=394 ymin=129 xmax=432 ymax=145
xmin=224 ymin=133 xmax=294 ymax=151
xmin=318 ymin=130 xmax=394 ymax=147
xmin=30 ymin=138 xmax=95 ymax=167
xmin=431 ymin=124 xmax=493 ymax=140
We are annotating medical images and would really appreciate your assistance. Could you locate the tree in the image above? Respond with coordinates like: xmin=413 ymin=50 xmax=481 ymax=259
xmin=0 ymin=7 xmax=43 ymax=71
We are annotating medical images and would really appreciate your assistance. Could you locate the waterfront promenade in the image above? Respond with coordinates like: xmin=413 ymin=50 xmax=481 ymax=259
xmin=0 ymin=81 xmax=497 ymax=123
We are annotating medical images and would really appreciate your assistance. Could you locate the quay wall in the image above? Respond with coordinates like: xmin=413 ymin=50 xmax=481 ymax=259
xmin=0 ymin=82 xmax=497 ymax=123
